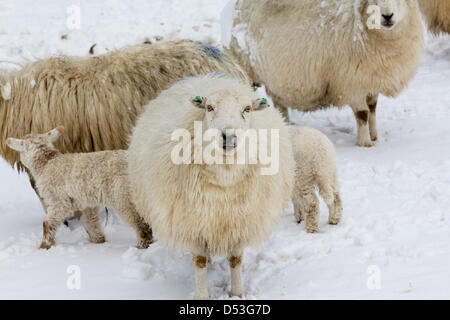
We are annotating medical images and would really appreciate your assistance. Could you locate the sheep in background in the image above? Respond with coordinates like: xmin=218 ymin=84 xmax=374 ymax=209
xmin=418 ymin=0 xmax=450 ymax=34
xmin=128 ymin=74 xmax=295 ymax=299
xmin=227 ymin=0 xmax=424 ymax=147
xmin=0 ymin=39 xmax=249 ymax=226
xmin=290 ymin=126 xmax=342 ymax=233
xmin=6 ymin=127 xmax=153 ymax=249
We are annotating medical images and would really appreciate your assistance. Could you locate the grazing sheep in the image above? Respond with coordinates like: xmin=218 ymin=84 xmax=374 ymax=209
xmin=290 ymin=126 xmax=342 ymax=233
xmin=418 ymin=0 xmax=450 ymax=34
xmin=128 ymin=74 xmax=295 ymax=299
xmin=6 ymin=127 xmax=153 ymax=249
xmin=0 ymin=39 xmax=249 ymax=225
xmin=227 ymin=0 xmax=424 ymax=147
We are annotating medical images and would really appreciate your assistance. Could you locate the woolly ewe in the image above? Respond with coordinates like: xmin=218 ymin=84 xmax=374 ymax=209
xmin=6 ymin=128 xmax=153 ymax=249
xmin=228 ymin=0 xmax=424 ymax=147
xmin=128 ymin=74 xmax=295 ymax=299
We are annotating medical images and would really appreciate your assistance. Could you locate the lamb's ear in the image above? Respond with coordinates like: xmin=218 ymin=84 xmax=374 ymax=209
xmin=252 ymin=98 xmax=269 ymax=111
xmin=191 ymin=96 xmax=207 ymax=109
xmin=6 ymin=138 xmax=28 ymax=152
xmin=48 ymin=126 xmax=64 ymax=143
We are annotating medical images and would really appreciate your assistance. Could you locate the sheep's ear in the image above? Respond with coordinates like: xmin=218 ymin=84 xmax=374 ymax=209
xmin=48 ymin=126 xmax=64 ymax=143
xmin=252 ymin=98 xmax=269 ymax=111
xmin=191 ymin=96 xmax=207 ymax=109
xmin=6 ymin=138 xmax=28 ymax=152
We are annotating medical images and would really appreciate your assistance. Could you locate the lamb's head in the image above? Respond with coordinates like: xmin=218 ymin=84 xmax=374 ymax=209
xmin=6 ymin=126 xmax=64 ymax=168
xmin=191 ymin=89 xmax=268 ymax=153
xmin=365 ymin=0 xmax=410 ymax=31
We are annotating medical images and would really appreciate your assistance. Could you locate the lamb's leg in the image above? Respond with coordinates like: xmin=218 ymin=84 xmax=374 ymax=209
xmin=41 ymin=206 xmax=70 ymax=249
xmin=81 ymin=207 xmax=105 ymax=244
xmin=293 ymin=189 xmax=305 ymax=223
xmin=351 ymin=99 xmax=373 ymax=147
xmin=228 ymin=247 xmax=244 ymax=298
xmin=318 ymin=182 xmax=343 ymax=226
xmin=25 ymin=169 xmax=82 ymax=227
xmin=299 ymin=189 xmax=320 ymax=233
xmin=328 ymin=192 xmax=343 ymax=225
xmin=116 ymin=204 xmax=153 ymax=249
xmin=366 ymin=94 xmax=378 ymax=141
xmin=191 ymin=248 xmax=210 ymax=300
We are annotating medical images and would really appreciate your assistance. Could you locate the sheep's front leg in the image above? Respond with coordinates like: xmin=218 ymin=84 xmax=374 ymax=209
xmin=366 ymin=94 xmax=378 ymax=141
xmin=116 ymin=203 xmax=154 ymax=249
xmin=351 ymin=99 xmax=373 ymax=147
xmin=228 ymin=247 xmax=244 ymax=298
xmin=41 ymin=206 xmax=70 ymax=249
xmin=191 ymin=249 xmax=210 ymax=300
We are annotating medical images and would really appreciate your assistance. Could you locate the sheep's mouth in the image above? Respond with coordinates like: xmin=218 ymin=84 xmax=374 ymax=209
xmin=381 ymin=21 xmax=395 ymax=29
xmin=223 ymin=142 xmax=237 ymax=151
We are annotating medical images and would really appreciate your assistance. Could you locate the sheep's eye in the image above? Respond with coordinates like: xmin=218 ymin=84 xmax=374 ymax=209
xmin=243 ymin=106 xmax=251 ymax=113
xmin=207 ymin=105 xmax=214 ymax=112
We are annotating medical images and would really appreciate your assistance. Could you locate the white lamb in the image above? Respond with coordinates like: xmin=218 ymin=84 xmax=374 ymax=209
xmin=128 ymin=74 xmax=295 ymax=299
xmin=227 ymin=0 xmax=424 ymax=147
xmin=290 ymin=126 xmax=343 ymax=233
xmin=6 ymin=128 xmax=153 ymax=249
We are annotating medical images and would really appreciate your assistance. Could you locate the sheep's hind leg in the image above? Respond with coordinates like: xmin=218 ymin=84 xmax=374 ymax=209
xmin=191 ymin=248 xmax=210 ymax=300
xmin=351 ymin=100 xmax=373 ymax=147
xmin=318 ymin=183 xmax=343 ymax=226
xmin=40 ymin=206 xmax=70 ymax=249
xmin=228 ymin=247 xmax=244 ymax=298
xmin=293 ymin=193 xmax=305 ymax=223
xmin=366 ymin=94 xmax=378 ymax=141
xmin=299 ymin=190 xmax=320 ymax=233
xmin=81 ymin=207 xmax=105 ymax=244
xmin=328 ymin=192 xmax=343 ymax=225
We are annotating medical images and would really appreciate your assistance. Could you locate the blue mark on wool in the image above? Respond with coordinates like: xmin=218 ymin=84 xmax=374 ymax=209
xmin=196 ymin=42 xmax=222 ymax=61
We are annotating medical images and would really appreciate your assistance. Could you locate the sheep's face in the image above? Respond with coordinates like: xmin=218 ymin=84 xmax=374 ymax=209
xmin=6 ymin=127 xmax=64 ymax=167
xmin=192 ymin=89 xmax=268 ymax=152
xmin=367 ymin=0 xmax=408 ymax=30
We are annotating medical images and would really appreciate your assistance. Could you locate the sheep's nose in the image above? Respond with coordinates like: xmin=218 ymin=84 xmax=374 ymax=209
xmin=222 ymin=131 xmax=237 ymax=150
xmin=382 ymin=13 xmax=394 ymax=21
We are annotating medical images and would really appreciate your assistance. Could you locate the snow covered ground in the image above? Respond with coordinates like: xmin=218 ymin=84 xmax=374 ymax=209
xmin=0 ymin=0 xmax=449 ymax=300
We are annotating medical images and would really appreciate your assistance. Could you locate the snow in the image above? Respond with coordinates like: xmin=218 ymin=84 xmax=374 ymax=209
xmin=0 ymin=0 xmax=449 ymax=299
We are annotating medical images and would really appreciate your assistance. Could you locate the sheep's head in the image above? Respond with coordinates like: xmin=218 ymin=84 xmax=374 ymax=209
xmin=6 ymin=126 xmax=64 ymax=168
xmin=366 ymin=0 xmax=409 ymax=30
xmin=191 ymin=89 xmax=268 ymax=152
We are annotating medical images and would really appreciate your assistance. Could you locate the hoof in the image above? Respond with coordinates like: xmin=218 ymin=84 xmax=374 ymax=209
xmin=229 ymin=292 xmax=243 ymax=299
xmin=306 ymin=227 xmax=319 ymax=234
xmin=328 ymin=218 xmax=340 ymax=225
xmin=137 ymin=238 xmax=154 ymax=249
xmin=194 ymin=295 xmax=210 ymax=300
xmin=40 ymin=242 xmax=53 ymax=250
xmin=91 ymin=236 xmax=106 ymax=244
xmin=371 ymin=135 xmax=378 ymax=142
xmin=357 ymin=142 xmax=373 ymax=148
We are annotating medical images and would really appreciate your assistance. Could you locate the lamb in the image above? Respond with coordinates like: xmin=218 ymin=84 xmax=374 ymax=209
xmin=227 ymin=0 xmax=424 ymax=147
xmin=0 ymin=39 xmax=249 ymax=226
xmin=290 ymin=126 xmax=342 ymax=233
xmin=127 ymin=74 xmax=295 ymax=299
xmin=6 ymin=127 xmax=153 ymax=250
xmin=418 ymin=0 xmax=450 ymax=34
